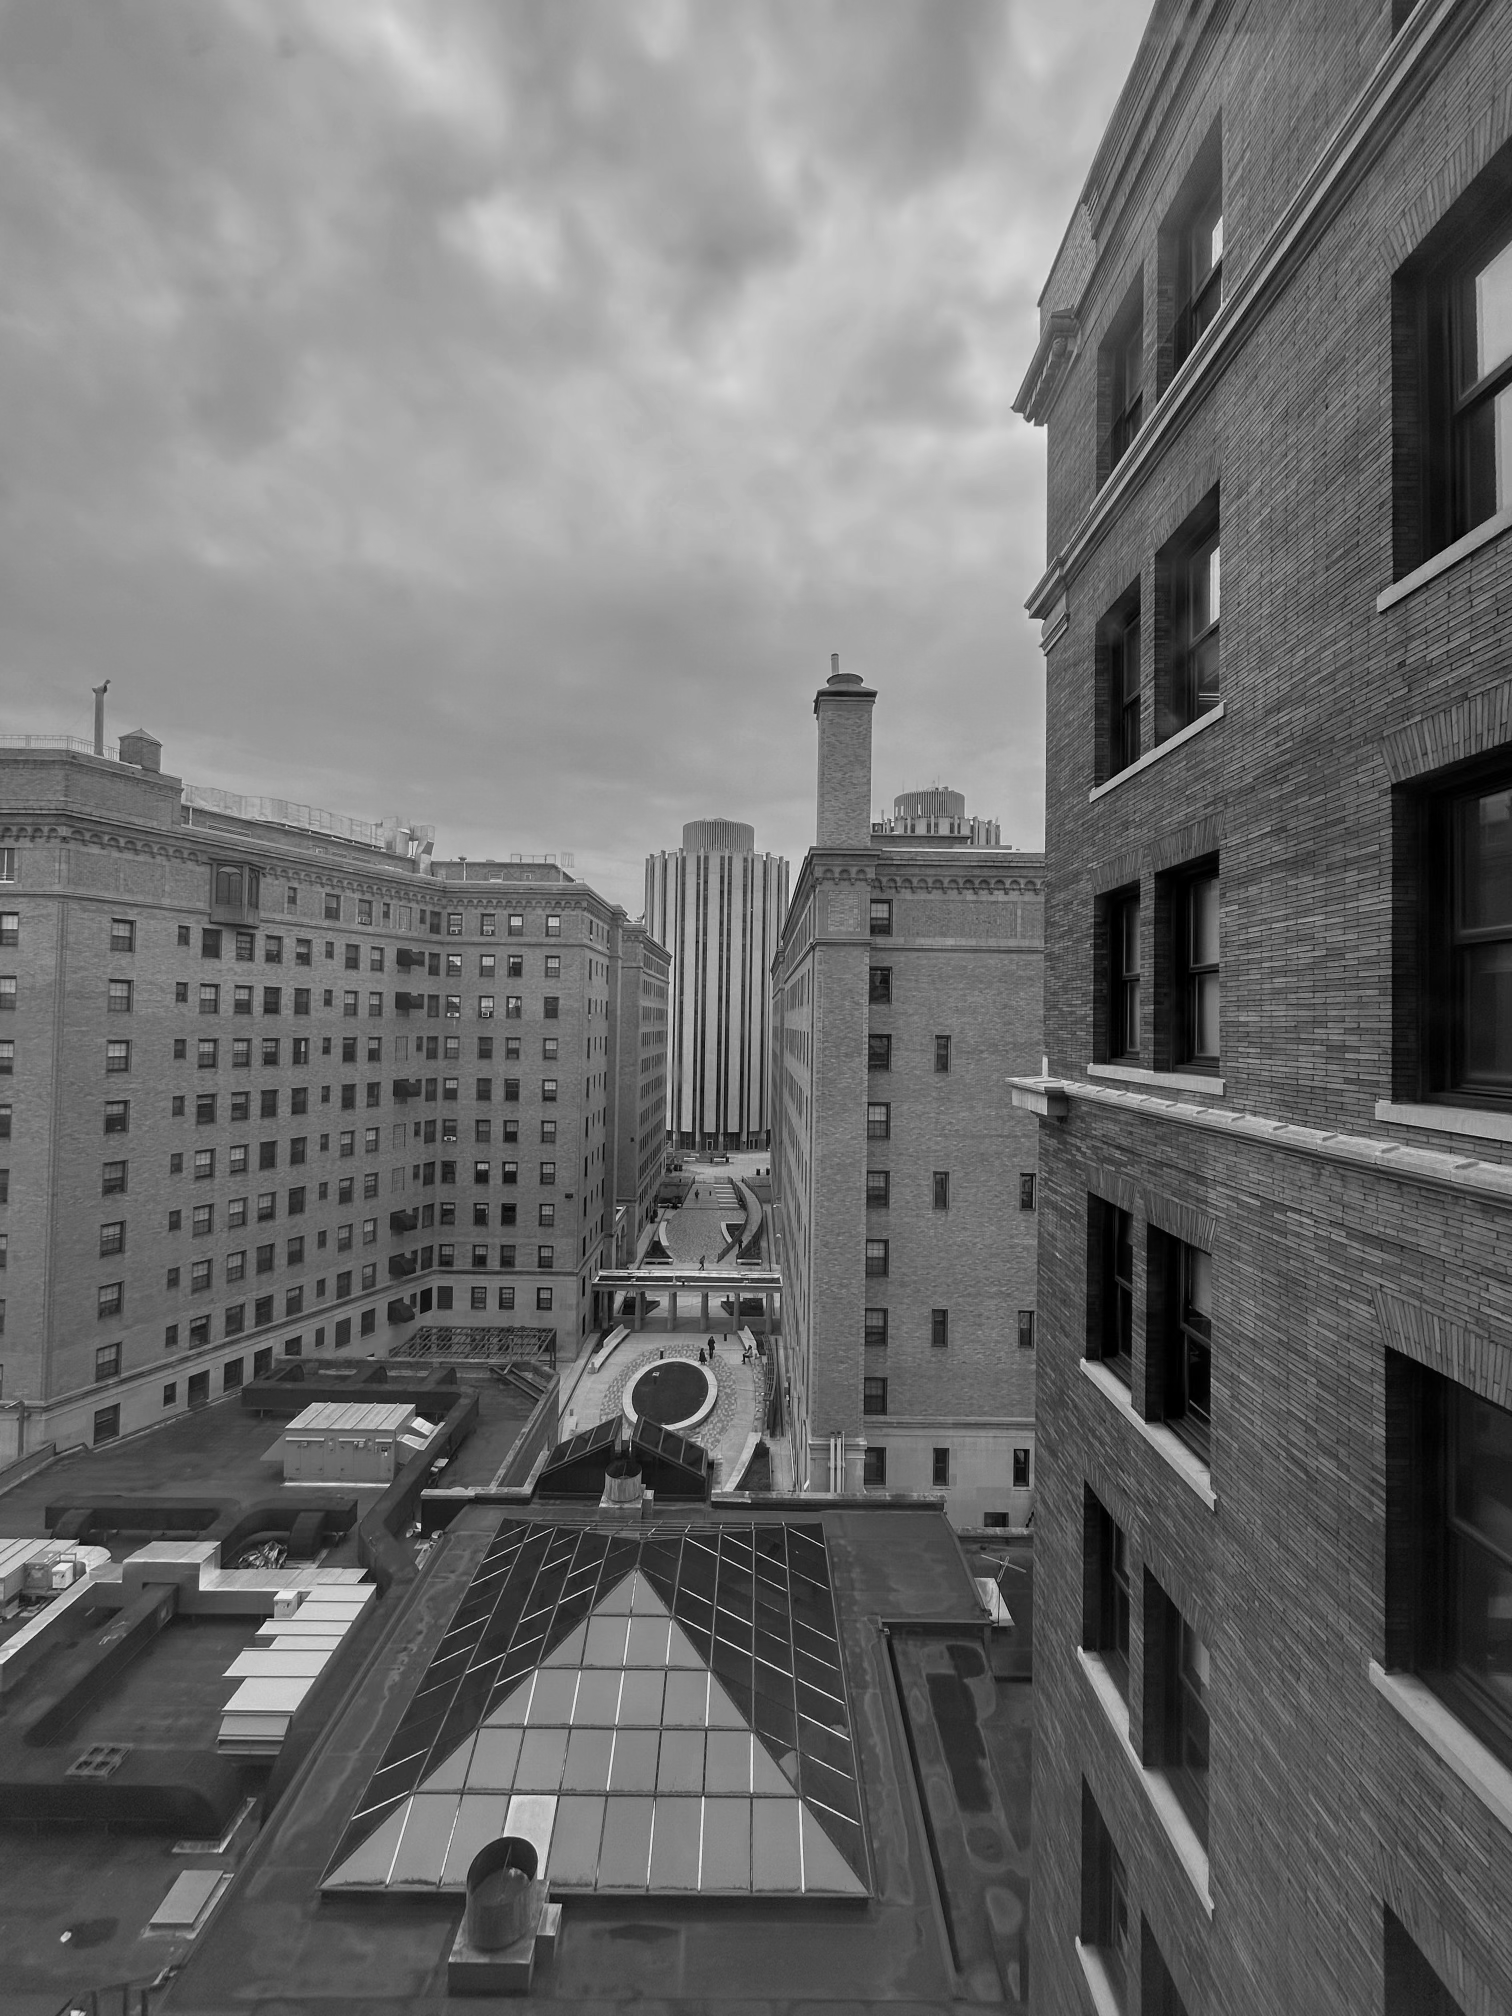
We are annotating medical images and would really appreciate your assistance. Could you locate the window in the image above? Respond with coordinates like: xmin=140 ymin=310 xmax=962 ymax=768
xmin=931 ymin=1308 xmax=949 ymax=1350
xmin=1175 ymin=868 xmax=1219 ymax=1067
xmin=545 ymin=915 xmax=560 ymax=938
xmin=544 ymin=955 xmax=560 ymax=979
xmin=863 ymin=1447 xmax=887 ymax=1487
xmin=1017 ymin=1309 xmax=1036 ymax=1351
xmin=0 ymin=1041 xmax=10 ymax=1074
xmin=932 ymin=1448 xmax=950 ymax=1487
xmin=868 ymin=965 xmax=891 ymax=1004
xmin=1389 ymin=1362 xmax=1512 ymax=1769
xmin=1168 ymin=136 xmax=1223 ymax=374
xmin=508 ymin=914 xmax=524 ymax=936
xmin=102 ymin=1160 xmax=127 ymax=1195
xmin=507 ymin=955 xmax=523 ymax=979
xmin=538 ymin=1203 xmax=555 ymax=1228
xmin=295 ymin=938 xmax=312 ymax=966
xmin=97 ymin=1282 xmax=123 ymax=1319
xmin=1107 ymin=890 xmax=1141 ymax=1060
xmin=537 ymin=1285 xmax=553 ymax=1310
xmin=1102 ymin=594 xmax=1142 ymax=777
xmin=202 ymin=927 xmax=224 ymax=960
xmin=107 ymin=978 xmax=133 ymax=1013
xmin=1082 ymin=1788 xmax=1132 ymax=2008
xmin=863 ymin=1377 xmax=888 ymax=1416
xmin=1087 ymin=1493 xmax=1132 ymax=1696
xmin=933 ymin=1034 xmax=951 ymax=1074
xmin=1404 ymin=181 xmax=1512 ymax=565
xmin=234 ymin=985 xmax=253 ymax=1015
xmin=0 ymin=977 xmax=14 ymax=1013
xmin=192 ymin=1203 xmax=214 ymax=1237
xmin=543 ymin=995 xmax=559 ymax=1020
xmin=1159 ymin=500 xmax=1221 ymax=733
xmin=869 ymin=899 xmax=892 ymax=937
xmin=92 ymin=1404 xmax=120 ymax=1446
xmin=864 ymin=1239 xmax=889 ymax=1278
xmin=932 ymin=1171 xmax=950 ymax=1211
xmin=1102 ymin=286 xmax=1144 ymax=474
xmin=99 ymin=1219 xmax=125 ymax=1257
xmin=0 ymin=850 xmax=13 ymax=882
xmin=1096 ymin=1202 xmax=1135 ymax=1385
xmin=542 ymin=1078 xmax=557 ymax=1102
xmin=505 ymin=996 xmax=523 ymax=1020
xmin=864 ymin=1308 xmax=888 ymax=1347
xmin=103 ymin=1099 xmax=130 ymax=1135
xmin=324 ymin=893 xmax=341 ymax=921
xmin=540 ymin=1119 xmax=556 ymax=1144
xmin=1019 ymin=1173 xmax=1036 ymax=1211
xmin=866 ymin=1170 xmax=890 ymax=1209
xmin=1152 ymin=1580 xmax=1211 ymax=1845
xmin=95 ymin=1340 xmax=121 ymax=1381
xmin=537 ymin=1245 xmax=554 ymax=1270
xmin=867 ymin=1032 xmax=891 ymax=1071
xmin=1013 ymin=1447 xmax=1031 ymax=1489
xmin=265 ymin=936 xmax=283 ymax=964
xmin=1162 ymin=1237 xmax=1212 ymax=1460
xmin=866 ymin=1102 xmax=890 ymax=1140
xmin=478 ymin=994 xmax=495 ymax=1021
xmin=1419 ymin=771 xmax=1512 ymax=1101
xmin=541 ymin=1037 xmax=558 ymax=1061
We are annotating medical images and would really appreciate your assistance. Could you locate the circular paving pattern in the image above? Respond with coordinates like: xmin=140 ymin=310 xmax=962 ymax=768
xmin=622 ymin=1357 xmax=717 ymax=1431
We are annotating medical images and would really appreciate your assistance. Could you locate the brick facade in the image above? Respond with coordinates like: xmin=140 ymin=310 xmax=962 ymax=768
xmin=1018 ymin=2 xmax=1512 ymax=2011
xmin=0 ymin=748 xmax=648 ymax=1457
xmin=771 ymin=672 xmax=1045 ymax=1525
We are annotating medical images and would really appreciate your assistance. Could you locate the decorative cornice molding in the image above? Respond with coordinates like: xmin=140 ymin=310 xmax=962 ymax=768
xmin=1013 ymin=310 xmax=1082 ymax=425
xmin=1036 ymin=1073 xmax=1512 ymax=1211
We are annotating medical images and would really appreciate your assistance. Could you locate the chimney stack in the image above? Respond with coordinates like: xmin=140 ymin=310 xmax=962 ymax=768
xmin=813 ymin=653 xmax=877 ymax=848
xmin=92 ymin=681 xmax=109 ymax=757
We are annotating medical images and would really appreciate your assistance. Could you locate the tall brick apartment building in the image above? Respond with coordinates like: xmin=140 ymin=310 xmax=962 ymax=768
xmin=608 ymin=920 xmax=671 ymax=1263
xmin=0 ymin=740 xmax=664 ymax=1459
xmin=1012 ymin=2 xmax=1512 ymax=2011
xmin=771 ymin=665 xmax=1045 ymax=1527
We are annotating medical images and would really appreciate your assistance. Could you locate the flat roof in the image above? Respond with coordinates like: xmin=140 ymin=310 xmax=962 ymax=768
xmin=163 ymin=1503 xmax=1032 ymax=2013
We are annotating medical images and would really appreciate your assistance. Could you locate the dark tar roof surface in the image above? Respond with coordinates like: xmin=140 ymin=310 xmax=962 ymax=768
xmin=157 ymin=1503 xmax=1030 ymax=2016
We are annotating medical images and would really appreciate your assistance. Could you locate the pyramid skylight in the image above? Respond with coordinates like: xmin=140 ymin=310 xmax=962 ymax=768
xmin=323 ymin=1520 xmax=868 ymax=1897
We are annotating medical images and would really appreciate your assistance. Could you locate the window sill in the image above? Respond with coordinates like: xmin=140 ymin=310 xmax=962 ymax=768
xmin=1073 ymin=1938 xmax=1126 ymax=2016
xmin=1376 ymin=506 xmax=1512 ymax=613
xmin=1076 ymin=1647 xmax=1215 ymax=1916
xmin=1373 ymin=1100 xmax=1512 ymax=1146
xmin=1369 ymin=1662 xmax=1512 ymax=1838
xmin=1088 ymin=1063 xmax=1225 ymax=1097
xmin=1087 ymin=703 xmax=1224 ymax=802
xmin=1080 ymin=1359 xmax=1218 ymax=1511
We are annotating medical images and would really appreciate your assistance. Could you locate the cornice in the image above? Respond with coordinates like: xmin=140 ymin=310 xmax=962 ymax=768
xmin=1024 ymin=0 xmax=1487 ymax=625
xmin=1012 ymin=310 xmax=1081 ymax=425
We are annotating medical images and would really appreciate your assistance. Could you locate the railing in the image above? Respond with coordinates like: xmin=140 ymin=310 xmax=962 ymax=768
xmin=0 ymin=732 xmax=119 ymax=761
xmin=53 ymin=1979 xmax=160 ymax=2016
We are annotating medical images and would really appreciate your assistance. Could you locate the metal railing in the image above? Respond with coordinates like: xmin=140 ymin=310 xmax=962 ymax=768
xmin=53 ymin=1978 xmax=161 ymax=2016
xmin=0 ymin=732 xmax=119 ymax=761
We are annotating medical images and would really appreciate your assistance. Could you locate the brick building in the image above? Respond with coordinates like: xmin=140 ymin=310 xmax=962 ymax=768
xmin=770 ymin=664 xmax=1045 ymax=1527
xmin=0 ymin=739 xmax=661 ymax=1458
xmin=644 ymin=820 xmax=788 ymax=1151
xmin=1013 ymin=3 xmax=1512 ymax=2011
xmin=607 ymin=919 xmax=671 ymax=1264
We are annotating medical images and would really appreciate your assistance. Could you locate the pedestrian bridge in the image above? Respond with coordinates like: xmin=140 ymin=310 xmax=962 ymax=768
xmin=591 ymin=1263 xmax=781 ymax=1337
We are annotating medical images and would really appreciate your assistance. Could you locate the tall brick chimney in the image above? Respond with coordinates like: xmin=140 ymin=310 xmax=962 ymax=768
xmin=813 ymin=653 xmax=877 ymax=848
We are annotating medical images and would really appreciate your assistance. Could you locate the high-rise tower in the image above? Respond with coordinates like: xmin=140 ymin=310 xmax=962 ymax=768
xmin=643 ymin=822 xmax=788 ymax=1152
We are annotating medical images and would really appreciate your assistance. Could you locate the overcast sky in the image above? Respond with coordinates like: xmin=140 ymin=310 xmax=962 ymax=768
xmin=1 ymin=0 xmax=1149 ymax=914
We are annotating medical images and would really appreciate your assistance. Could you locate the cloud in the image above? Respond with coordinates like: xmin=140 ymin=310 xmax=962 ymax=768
xmin=0 ymin=0 xmax=1153 ymax=913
